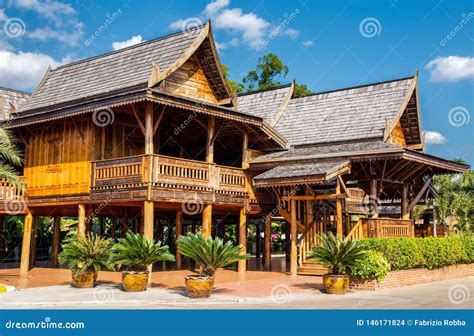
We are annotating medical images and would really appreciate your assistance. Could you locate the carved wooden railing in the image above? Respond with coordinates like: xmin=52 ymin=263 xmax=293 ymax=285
xmin=0 ymin=179 xmax=28 ymax=214
xmin=297 ymin=219 xmax=324 ymax=266
xmin=91 ymin=155 xmax=145 ymax=190
xmin=361 ymin=218 xmax=414 ymax=238
xmin=0 ymin=180 xmax=26 ymax=201
xmin=91 ymin=154 xmax=248 ymax=196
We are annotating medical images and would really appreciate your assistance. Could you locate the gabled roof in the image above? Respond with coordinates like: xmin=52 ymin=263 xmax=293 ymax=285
xmin=274 ymin=77 xmax=415 ymax=146
xmin=0 ymin=87 xmax=31 ymax=120
xmin=253 ymin=159 xmax=350 ymax=187
xmin=16 ymin=22 xmax=233 ymax=118
xmin=237 ymin=83 xmax=294 ymax=126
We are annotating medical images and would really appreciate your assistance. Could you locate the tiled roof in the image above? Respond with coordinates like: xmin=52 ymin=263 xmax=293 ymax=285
xmin=254 ymin=160 xmax=349 ymax=181
xmin=237 ymin=84 xmax=293 ymax=124
xmin=17 ymin=25 xmax=205 ymax=116
xmin=275 ymin=77 xmax=415 ymax=146
xmin=0 ymin=87 xmax=30 ymax=120
xmin=251 ymin=140 xmax=400 ymax=163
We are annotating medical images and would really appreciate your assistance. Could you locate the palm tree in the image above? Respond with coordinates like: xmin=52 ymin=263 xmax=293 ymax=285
xmin=0 ymin=127 xmax=23 ymax=189
xmin=177 ymin=233 xmax=244 ymax=277
xmin=308 ymin=232 xmax=366 ymax=275
xmin=110 ymin=232 xmax=174 ymax=272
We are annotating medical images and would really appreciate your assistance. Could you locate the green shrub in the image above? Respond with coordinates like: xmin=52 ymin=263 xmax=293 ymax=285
xmin=363 ymin=236 xmax=474 ymax=271
xmin=348 ymin=250 xmax=390 ymax=281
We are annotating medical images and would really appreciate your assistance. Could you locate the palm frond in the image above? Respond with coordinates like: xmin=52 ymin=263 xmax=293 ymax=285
xmin=110 ymin=232 xmax=175 ymax=272
xmin=308 ymin=232 xmax=367 ymax=275
xmin=177 ymin=233 xmax=245 ymax=277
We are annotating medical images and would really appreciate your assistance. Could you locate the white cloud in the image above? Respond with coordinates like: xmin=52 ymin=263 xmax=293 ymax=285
xmin=213 ymin=8 xmax=269 ymax=49
xmin=27 ymin=21 xmax=84 ymax=46
xmin=112 ymin=35 xmax=144 ymax=51
xmin=203 ymin=0 xmax=229 ymax=17
xmin=0 ymin=50 xmax=68 ymax=91
xmin=425 ymin=56 xmax=474 ymax=82
xmin=9 ymin=0 xmax=75 ymax=25
xmin=283 ymin=28 xmax=300 ymax=39
xmin=169 ymin=0 xmax=273 ymax=50
xmin=302 ymin=40 xmax=314 ymax=47
xmin=424 ymin=131 xmax=447 ymax=145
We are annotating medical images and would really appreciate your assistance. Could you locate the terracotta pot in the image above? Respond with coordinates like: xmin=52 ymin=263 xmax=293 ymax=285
xmin=72 ymin=270 xmax=96 ymax=288
xmin=184 ymin=275 xmax=214 ymax=298
xmin=323 ymin=274 xmax=350 ymax=294
xmin=122 ymin=271 xmax=149 ymax=292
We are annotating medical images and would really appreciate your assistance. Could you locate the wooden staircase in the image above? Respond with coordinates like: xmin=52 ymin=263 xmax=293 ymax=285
xmin=297 ymin=261 xmax=331 ymax=276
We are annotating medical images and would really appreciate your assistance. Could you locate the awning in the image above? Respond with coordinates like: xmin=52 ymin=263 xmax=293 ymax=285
xmin=253 ymin=159 xmax=350 ymax=187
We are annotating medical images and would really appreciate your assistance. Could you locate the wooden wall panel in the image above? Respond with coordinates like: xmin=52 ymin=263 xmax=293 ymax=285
xmin=159 ymin=54 xmax=219 ymax=104
xmin=24 ymin=118 xmax=92 ymax=197
xmin=389 ymin=120 xmax=407 ymax=147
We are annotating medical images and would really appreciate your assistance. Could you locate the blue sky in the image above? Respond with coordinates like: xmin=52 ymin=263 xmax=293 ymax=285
xmin=0 ymin=0 xmax=472 ymax=165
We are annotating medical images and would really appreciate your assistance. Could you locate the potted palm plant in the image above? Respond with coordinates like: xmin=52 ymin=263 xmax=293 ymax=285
xmin=58 ymin=234 xmax=113 ymax=288
xmin=308 ymin=232 xmax=366 ymax=294
xmin=110 ymin=232 xmax=174 ymax=292
xmin=177 ymin=233 xmax=245 ymax=298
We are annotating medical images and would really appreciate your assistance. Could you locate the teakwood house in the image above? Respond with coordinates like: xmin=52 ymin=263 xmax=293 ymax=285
xmin=0 ymin=22 xmax=468 ymax=277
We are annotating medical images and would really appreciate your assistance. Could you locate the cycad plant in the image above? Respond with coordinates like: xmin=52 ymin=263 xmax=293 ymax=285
xmin=177 ymin=233 xmax=245 ymax=277
xmin=58 ymin=234 xmax=113 ymax=276
xmin=110 ymin=232 xmax=174 ymax=272
xmin=308 ymin=232 xmax=366 ymax=275
xmin=0 ymin=127 xmax=23 ymax=189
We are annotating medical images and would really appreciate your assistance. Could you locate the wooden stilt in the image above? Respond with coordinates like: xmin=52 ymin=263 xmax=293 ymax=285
xmin=401 ymin=184 xmax=409 ymax=220
xmin=238 ymin=207 xmax=247 ymax=273
xmin=370 ymin=179 xmax=378 ymax=219
xmin=19 ymin=212 xmax=33 ymax=275
xmin=143 ymin=200 xmax=154 ymax=283
xmin=30 ymin=217 xmax=37 ymax=268
xmin=336 ymin=179 xmax=343 ymax=238
xmin=202 ymin=204 xmax=212 ymax=239
xmin=175 ymin=207 xmax=183 ymax=269
xmin=52 ymin=216 xmax=61 ymax=268
xmin=255 ymin=220 xmax=261 ymax=259
xmin=290 ymin=200 xmax=298 ymax=276
xmin=78 ymin=204 xmax=86 ymax=237
xmin=264 ymin=217 xmax=271 ymax=271
xmin=0 ymin=216 xmax=4 ymax=259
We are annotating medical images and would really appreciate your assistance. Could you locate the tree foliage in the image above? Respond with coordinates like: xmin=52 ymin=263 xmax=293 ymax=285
xmin=0 ymin=127 xmax=23 ymax=189
xmin=222 ymin=53 xmax=312 ymax=97
xmin=433 ymin=169 xmax=473 ymax=233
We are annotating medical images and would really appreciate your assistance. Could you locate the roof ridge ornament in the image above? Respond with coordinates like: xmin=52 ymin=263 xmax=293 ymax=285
xmin=147 ymin=63 xmax=162 ymax=88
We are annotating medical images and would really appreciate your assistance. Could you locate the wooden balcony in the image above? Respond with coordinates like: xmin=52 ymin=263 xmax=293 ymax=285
xmin=0 ymin=180 xmax=28 ymax=215
xmin=361 ymin=218 xmax=414 ymax=238
xmin=90 ymin=154 xmax=248 ymax=204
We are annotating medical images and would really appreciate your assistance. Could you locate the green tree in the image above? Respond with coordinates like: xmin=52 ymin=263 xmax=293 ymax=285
xmin=294 ymin=83 xmax=312 ymax=97
xmin=433 ymin=168 xmax=474 ymax=233
xmin=221 ymin=64 xmax=243 ymax=94
xmin=242 ymin=53 xmax=288 ymax=92
xmin=0 ymin=127 xmax=23 ymax=188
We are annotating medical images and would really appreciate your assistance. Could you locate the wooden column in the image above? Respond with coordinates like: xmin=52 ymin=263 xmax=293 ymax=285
xmin=202 ymin=204 xmax=212 ymax=239
xmin=335 ymin=179 xmax=343 ymax=238
xmin=264 ymin=217 xmax=271 ymax=271
xmin=0 ymin=216 xmax=4 ymax=259
xmin=401 ymin=184 xmax=410 ymax=220
xmin=290 ymin=200 xmax=298 ymax=276
xmin=143 ymin=201 xmax=154 ymax=240
xmin=29 ymin=217 xmax=37 ymax=268
xmin=255 ymin=221 xmax=261 ymax=259
xmin=370 ymin=179 xmax=379 ymax=219
xmin=206 ymin=116 xmax=215 ymax=163
xmin=52 ymin=217 xmax=61 ymax=268
xmin=19 ymin=212 xmax=33 ymax=275
xmin=78 ymin=204 xmax=86 ymax=237
xmin=175 ymin=207 xmax=183 ymax=269
xmin=143 ymin=201 xmax=154 ymax=282
xmin=145 ymin=102 xmax=154 ymax=155
xmin=238 ymin=207 xmax=247 ymax=273
xmin=241 ymin=133 xmax=249 ymax=169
